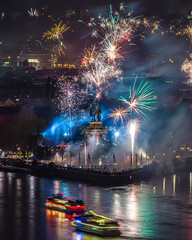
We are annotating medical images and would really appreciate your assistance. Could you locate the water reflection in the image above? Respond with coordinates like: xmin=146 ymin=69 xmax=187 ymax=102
xmin=190 ymin=172 xmax=192 ymax=198
xmin=73 ymin=232 xmax=121 ymax=240
xmin=112 ymin=193 xmax=122 ymax=216
xmin=173 ymin=174 xmax=176 ymax=196
xmin=1 ymin=172 xmax=192 ymax=239
xmin=163 ymin=177 xmax=166 ymax=194
xmin=53 ymin=180 xmax=60 ymax=194
xmin=46 ymin=209 xmax=73 ymax=223
xmin=126 ymin=189 xmax=139 ymax=236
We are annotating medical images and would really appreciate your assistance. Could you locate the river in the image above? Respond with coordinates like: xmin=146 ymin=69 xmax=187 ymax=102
xmin=0 ymin=171 xmax=192 ymax=240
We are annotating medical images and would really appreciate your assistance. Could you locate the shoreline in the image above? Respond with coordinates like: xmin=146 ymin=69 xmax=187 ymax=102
xmin=0 ymin=159 xmax=175 ymax=186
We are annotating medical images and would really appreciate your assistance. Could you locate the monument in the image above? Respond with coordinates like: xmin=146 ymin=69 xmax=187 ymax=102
xmin=83 ymin=103 xmax=108 ymax=167
xmin=85 ymin=103 xmax=107 ymax=138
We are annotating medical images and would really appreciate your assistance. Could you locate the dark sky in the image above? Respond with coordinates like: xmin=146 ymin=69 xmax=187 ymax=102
xmin=1 ymin=0 xmax=191 ymax=15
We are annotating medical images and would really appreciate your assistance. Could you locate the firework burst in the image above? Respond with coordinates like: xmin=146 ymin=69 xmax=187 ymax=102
xmin=43 ymin=21 xmax=70 ymax=56
xmin=43 ymin=21 xmax=70 ymax=40
xmin=119 ymin=77 xmax=157 ymax=118
xmin=79 ymin=4 xmax=139 ymax=96
xmin=82 ymin=47 xmax=97 ymax=67
xmin=127 ymin=119 xmax=140 ymax=166
xmin=80 ymin=4 xmax=139 ymax=102
xmin=109 ymin=107 xmax=129 ymax=125
xmin=82 ymin=57 xmax=121 ymax=89
xmin=82 ymin=59 xmax=109 ymax=88
xmin=79 ymin=4 xmax=140 ymax=44
xmin=102 ymin=39 xmax=123 ymax=62
xmin=28 ymin=8 xmax=38 ymax=17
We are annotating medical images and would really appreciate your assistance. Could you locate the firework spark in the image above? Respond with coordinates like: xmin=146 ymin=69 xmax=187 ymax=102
xmin=152 ymin=21 xmax=160 ymax=31
xmin=120 ymin=77 xmax=157 ymax=118
xmin=109 ymin=107 xmax=129 ymax=125
xmin=184 ymin=25 xmax=192 ymax=41
xmin=142 ymin=18 xmax=160 ymax=34
xmin=82 ymin=47 xmax=97 ymax=66
xmin=28 ymin=8 xmax=38 ymax=17
xmin=56 ymin=76 xmax=85 ymax=115
xmin=181 ymin=54 xmax=192 ymax=85
xmin=55 ymin=41 xmax=67 ymax=56
xmin=128 ymin=119 xmax=140 ymax=167
xmin=142 ymin=18 xmax=150 ymax=27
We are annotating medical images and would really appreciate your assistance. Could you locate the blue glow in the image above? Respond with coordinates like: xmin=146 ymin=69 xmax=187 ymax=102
xmin=41 ymin=104 xmax=117 ymax=145
xmin=42 ymin=113 xmax=91 ymax=145
xmin=41 ymin=104 xmax=112 ymax=145
xmin=75 ymin=219 xmax=82 ymax=223
xmin=114 ymin=131 xmax=120 ymax=137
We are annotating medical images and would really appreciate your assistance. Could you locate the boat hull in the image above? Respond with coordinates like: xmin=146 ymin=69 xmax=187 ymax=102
xmin=45 ymin=202 xmax=85 ymax=213
xmin=72 ymin=222 xmax=120 ymax=237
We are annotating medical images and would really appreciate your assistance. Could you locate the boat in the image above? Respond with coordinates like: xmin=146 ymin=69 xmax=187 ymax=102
xmin=72 ymin=210 xmax=121 ymax=237
xmin=45 ymin=192 xmax=85 ymax=213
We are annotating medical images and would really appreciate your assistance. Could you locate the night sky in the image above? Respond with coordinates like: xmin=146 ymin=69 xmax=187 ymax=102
xmin=0 ymin=0 xmax=192 ymax=56
xmin=1 ymin=0 xmax=191 ymax=15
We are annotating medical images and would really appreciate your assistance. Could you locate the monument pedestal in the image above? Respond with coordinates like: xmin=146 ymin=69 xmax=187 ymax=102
xmin=85 ymin=121 xmax=107 ymax=138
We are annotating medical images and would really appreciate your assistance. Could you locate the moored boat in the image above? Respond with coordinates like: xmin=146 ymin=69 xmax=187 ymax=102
xmin=72 ymin=210 xmax=121 ymax=237
xmin=45 ymin=192 xmax=85 ymax=213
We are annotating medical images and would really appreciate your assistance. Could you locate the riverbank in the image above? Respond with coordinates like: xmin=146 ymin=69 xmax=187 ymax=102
xmin=0 ymin=158 xmax=175 ymax=186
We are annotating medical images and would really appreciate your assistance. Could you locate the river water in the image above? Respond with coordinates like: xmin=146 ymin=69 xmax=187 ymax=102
xmin=0 ymin=171 xmax=192 ymax=240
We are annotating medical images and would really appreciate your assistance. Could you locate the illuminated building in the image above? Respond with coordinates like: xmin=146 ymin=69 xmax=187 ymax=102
xmin=54 ymin=63 xmax=77 ymax=69
xmin=20 ymin=53 xmax=55 ymax=70
xmin=1 ymin=56 xmax=22 ymax=69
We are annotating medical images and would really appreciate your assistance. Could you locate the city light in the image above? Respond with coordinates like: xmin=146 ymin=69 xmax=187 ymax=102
xmin=0 ymin=1 xmax=191 ymax=240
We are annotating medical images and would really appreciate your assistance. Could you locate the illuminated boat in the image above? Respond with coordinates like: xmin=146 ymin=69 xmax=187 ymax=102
xmin=72 ymin=210 xmax=121 ymax=237
xmin=45 ymin=192 xmax=85 ymax=213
